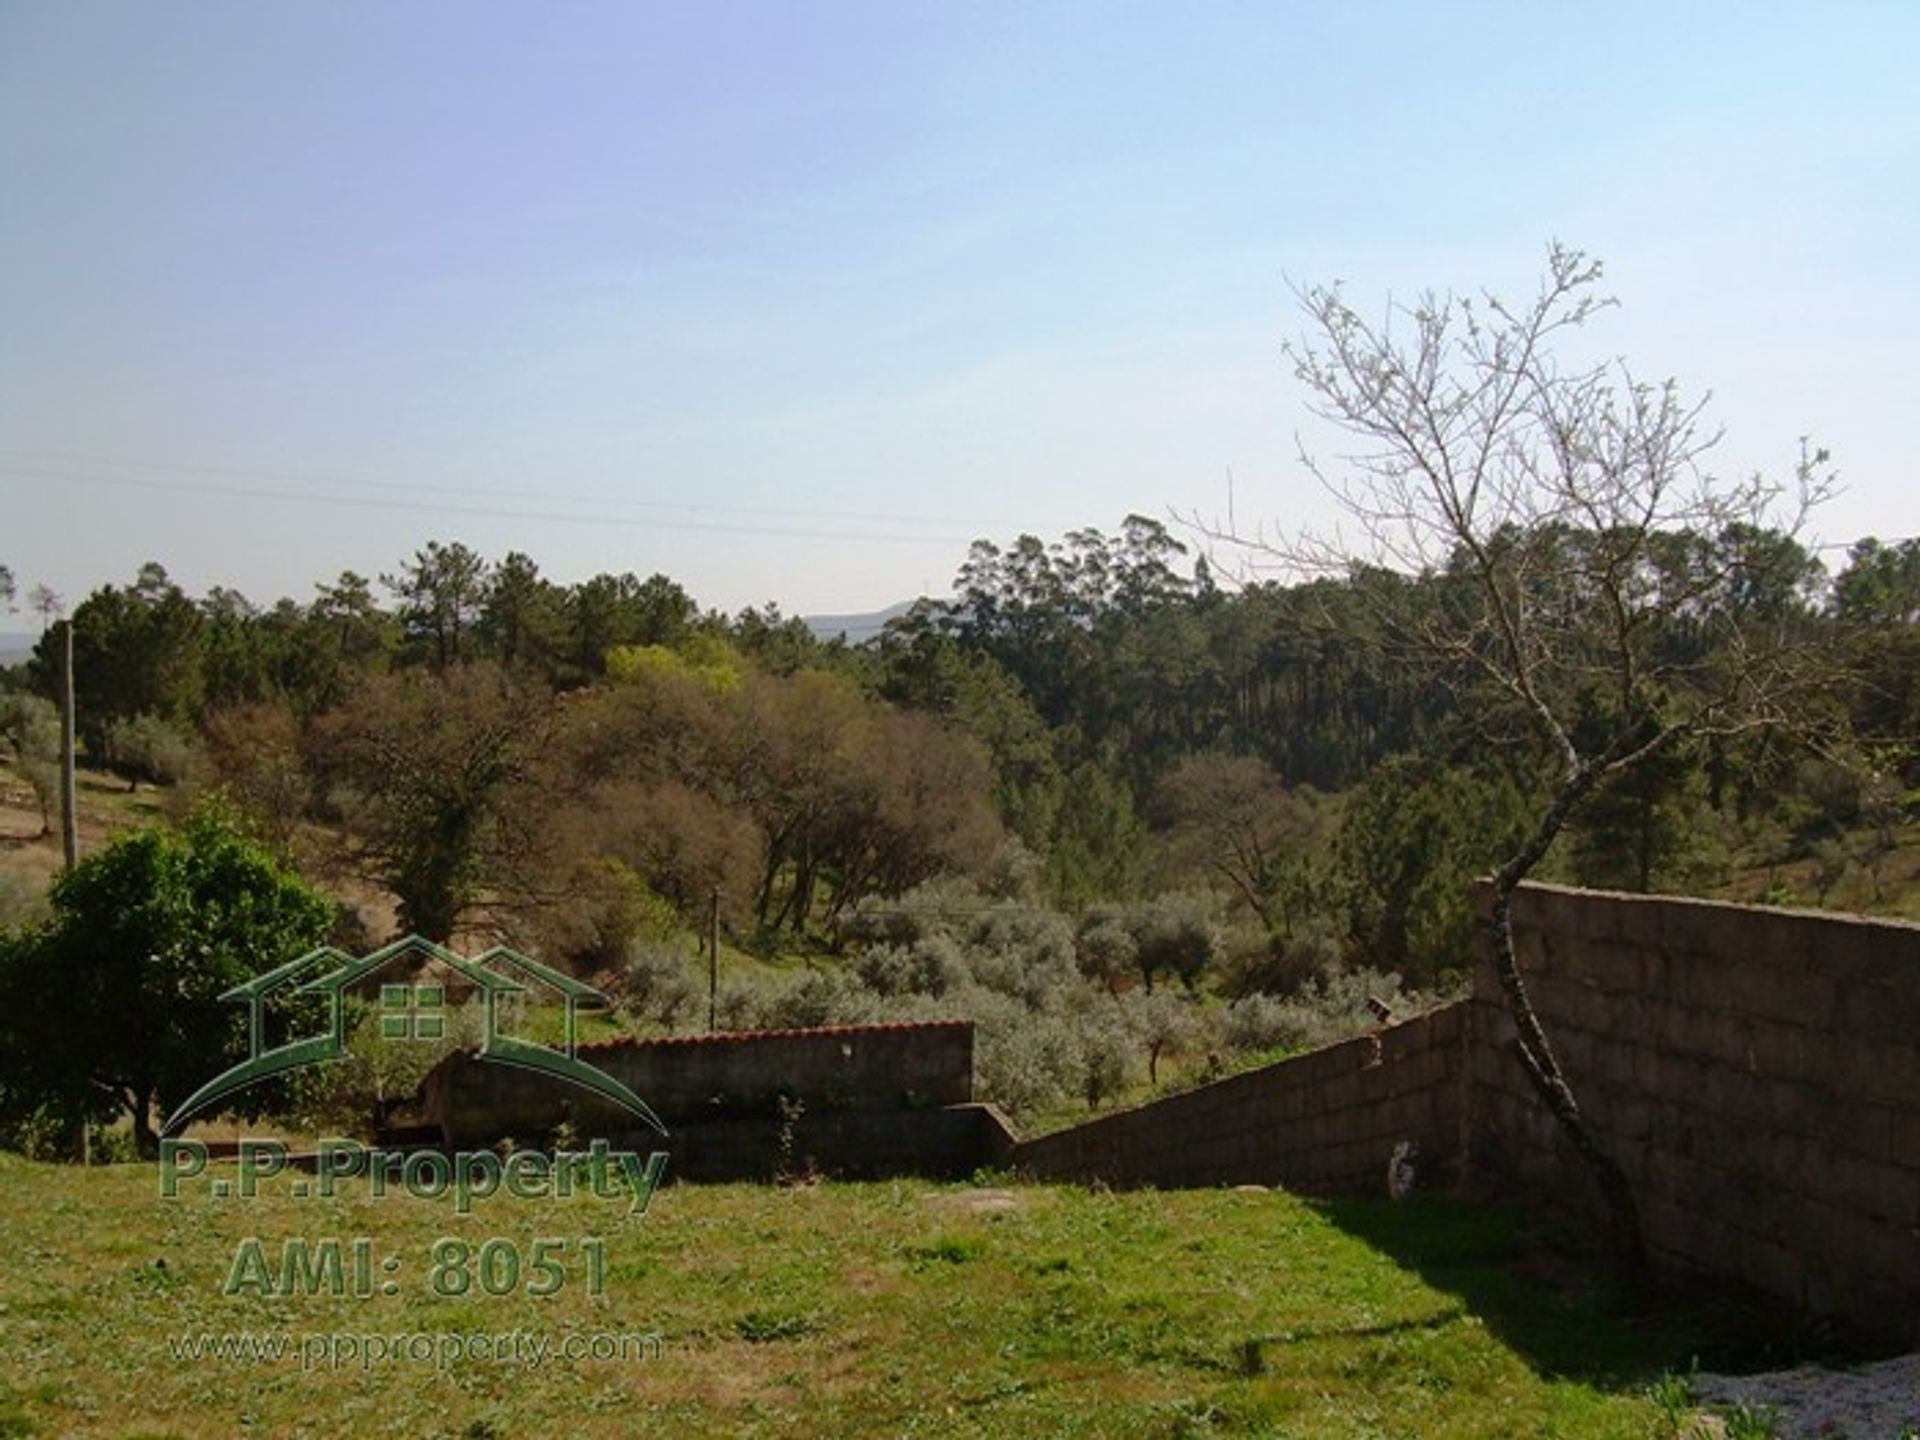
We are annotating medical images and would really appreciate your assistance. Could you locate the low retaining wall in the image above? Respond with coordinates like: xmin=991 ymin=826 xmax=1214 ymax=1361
xmin=1015 ymin=1002 xmax=1469 ymax=1193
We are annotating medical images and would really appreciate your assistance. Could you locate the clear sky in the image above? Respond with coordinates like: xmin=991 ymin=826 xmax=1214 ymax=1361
xmin=2 ymin=2 xmax=1916 ymax=619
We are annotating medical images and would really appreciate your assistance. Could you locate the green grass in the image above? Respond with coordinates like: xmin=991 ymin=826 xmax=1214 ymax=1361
xmin=0 ymin=1153 xmax=1788 ymax=1438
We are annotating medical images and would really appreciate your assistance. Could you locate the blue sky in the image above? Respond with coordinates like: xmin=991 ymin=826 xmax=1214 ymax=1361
xmin=2 ymin=2 xmax=1916 ymax=617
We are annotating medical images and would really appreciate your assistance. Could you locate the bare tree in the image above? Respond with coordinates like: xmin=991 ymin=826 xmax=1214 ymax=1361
xmin=28 ymin=585 xmax=63 ymax=631
xmin=1195 ymin=244 xmax=1837 ymax=1269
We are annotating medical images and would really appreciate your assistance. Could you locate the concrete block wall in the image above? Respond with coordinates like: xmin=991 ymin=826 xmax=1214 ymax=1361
xmin=425 ymin=1019 xmax=975 ymax=1144
xmin=1011 ymin=881 xmax=1920 ymax=1345
xmin=420 ymin=1020 xmax=1009 ymax=1180
xmin=1471 ymin=882 xmax=1920 ymax=1343
xmin=1014 ymin=1002 xmax=1470 ymax=1194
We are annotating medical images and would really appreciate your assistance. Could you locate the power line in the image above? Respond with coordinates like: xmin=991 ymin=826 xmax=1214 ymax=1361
xmin=0 ymin=464 xmax=982 ymax=548
xmin=0 ymin=448 xmax=1045 ymax=533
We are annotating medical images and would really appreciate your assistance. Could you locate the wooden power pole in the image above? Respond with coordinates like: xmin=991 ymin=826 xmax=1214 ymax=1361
xmin=708 ymin=888 xmax=720 ymax=1032
xmin=58 ymin=618 xmax=78 ymax=871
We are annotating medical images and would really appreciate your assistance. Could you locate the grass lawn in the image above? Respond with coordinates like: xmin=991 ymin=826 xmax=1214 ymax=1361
xmin=0 ymin=1153 xmax=1793 ymax=1439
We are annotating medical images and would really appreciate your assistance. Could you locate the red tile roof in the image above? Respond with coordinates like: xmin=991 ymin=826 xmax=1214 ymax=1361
xmin=575 ymin=1018 xmax=972 ymax=1055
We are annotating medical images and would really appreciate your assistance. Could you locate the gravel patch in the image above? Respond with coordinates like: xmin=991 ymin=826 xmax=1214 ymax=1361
xmin=1694 ymin=1353 xmax=1920 ymax=1439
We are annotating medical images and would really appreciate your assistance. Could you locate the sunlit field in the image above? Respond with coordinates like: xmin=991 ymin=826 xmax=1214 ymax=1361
xmin=0 ymin=1154 xmax=1792 ymax=1438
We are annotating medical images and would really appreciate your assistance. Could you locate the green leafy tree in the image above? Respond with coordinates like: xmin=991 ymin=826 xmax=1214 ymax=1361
xmin=0 ymin=802 xmax=336 ymax=1156
xmin=0 ymin=693 xmax=60 ymax=833
xmin=730 ymin=602 xmax=830 ymax=675
xmin=194 ymin=587 xmax=276 ymax=710
xmin=316 ymin=663 xmax=557 ymax=941
xmin=1129 ymin=892 xmax=1220 ymax=994
xmin=312 ymin=570 xmax=397 ymax=665
xmin=565 ymin=571 xmax=697 ymax=677
xmin=1045 ymin=760 xmax=1146 ymax=904
xmin=31 ymin=563 xmax=203 ymax=749
xmin=1564 ymin=736 xmax=1713 ymax=893
xmin=1335 ymin=756 xmax=1532 ymax=987
xmin=384 ymin=541 xmax=489 ymax=668
xmin=478 ymin=551 xmax=567 ymax=673
xmin=1832 ymin=537 xmax=1920 ymax=626
xmin=876 ymin=621 xmax=1065 ymax=848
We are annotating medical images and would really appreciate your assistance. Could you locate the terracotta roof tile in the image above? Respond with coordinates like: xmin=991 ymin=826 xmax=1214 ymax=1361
xmin=575 ymin=1018 xmax=972 ymax=1055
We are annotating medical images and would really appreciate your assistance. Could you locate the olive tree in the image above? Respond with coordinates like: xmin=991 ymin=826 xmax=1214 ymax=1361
xmin=1202 ymin=245 xmax=1836 ymax=1269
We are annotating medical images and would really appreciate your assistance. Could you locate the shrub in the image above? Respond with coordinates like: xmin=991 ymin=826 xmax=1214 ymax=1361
xmin=623 ymin=943 xmax=702 ymax=1029
xmin=837 ymin=877 xmax=976 ymax=949
xmin=0 ymin=871 xmax=49 ymax=931
xmin=1074 ymin=905 xmax=1137 ymax=995
xmin=968 ymin=995 xmax=1083 ymax=1116
xmin=0 ymin=693 xmax=60 ymax=834
xmin=1075 ymin=1006 xmax=1135 ymax=1108
xmin=961 ymin=903 xmax=1078 ymax=1009
xmin=759 ymin=968 xmax=884 ymax=1030
xmin=851 ymin=935 xmax=968 ymax=998
xmin=714 ymin=978 xmax=768 ymax=1032
xmin=1221 ymin=993 xmax=1302 ymax=1054
xmin=1130 ymin=892 xmax=1220 ymax=992
xmin=1219 ymin=921 xmax=1343 ymax=999
xmin=99 ymin=712 xmax=200 ymax=790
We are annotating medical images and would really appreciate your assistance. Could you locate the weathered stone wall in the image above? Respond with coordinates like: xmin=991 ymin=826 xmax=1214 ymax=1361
xmin=1014 ymin=1002 xmax=1470 ymax=1193
xmin=1470 ymin=882 xmax=1920 ymax=1342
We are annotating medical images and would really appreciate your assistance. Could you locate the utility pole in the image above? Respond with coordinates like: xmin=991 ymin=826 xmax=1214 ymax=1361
xmin=707 ymin=888 xmax=720 ymax=1033
xmin=58 ymin=617 xmax=78 ymax=871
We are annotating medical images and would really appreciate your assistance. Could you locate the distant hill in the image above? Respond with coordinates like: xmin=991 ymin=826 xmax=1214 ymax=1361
xmin=801 ymin=599 xmax=920 ymax=645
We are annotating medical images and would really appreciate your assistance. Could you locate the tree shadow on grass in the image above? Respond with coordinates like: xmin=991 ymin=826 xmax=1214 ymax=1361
xmin=1310 ymin=1193 xmax=1878 ymax=1388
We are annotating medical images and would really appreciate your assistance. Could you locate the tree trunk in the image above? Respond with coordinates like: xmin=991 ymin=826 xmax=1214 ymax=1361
xmin=1485 ymin=876 xmax=1645 ymax=1278
xmin=1487 ymin=737 xmax=1666 ymax=1280
xmin=130 ymin=1089 xmax=158 ymax=1160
